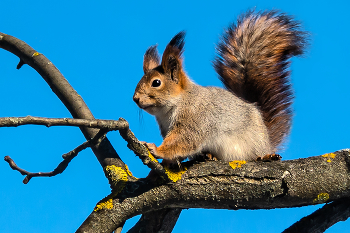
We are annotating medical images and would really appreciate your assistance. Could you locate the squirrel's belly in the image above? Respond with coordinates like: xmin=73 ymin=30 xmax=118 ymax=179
xmin=203 ymin=133 xmax=272 ymax=162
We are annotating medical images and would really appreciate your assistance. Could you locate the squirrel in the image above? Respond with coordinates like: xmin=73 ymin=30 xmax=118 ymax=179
xmin=133 ymin=10 xmax=308 ymax=163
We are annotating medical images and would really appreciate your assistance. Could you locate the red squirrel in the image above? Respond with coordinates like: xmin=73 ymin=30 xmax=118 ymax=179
xmin=133 ymin=10 xmax=307 ymax=163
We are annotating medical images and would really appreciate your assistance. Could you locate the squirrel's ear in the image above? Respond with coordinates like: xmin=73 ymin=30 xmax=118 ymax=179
xmin=161 ymin=31 xmax=186 ymax=83
xmin=143 ymin=45 xmax=160 ymax=73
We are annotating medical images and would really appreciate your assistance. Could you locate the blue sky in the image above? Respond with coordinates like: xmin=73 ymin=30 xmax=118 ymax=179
xmin=1 ymin=0 xmax=349 ymax=232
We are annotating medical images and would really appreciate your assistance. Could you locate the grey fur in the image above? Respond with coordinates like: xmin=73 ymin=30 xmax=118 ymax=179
xmin=155 ymin=81 xmax=272 ymax=161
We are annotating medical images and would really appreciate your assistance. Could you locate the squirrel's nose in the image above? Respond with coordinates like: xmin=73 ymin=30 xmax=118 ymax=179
xmin=133 ymin=94 xmax=140 ymax=105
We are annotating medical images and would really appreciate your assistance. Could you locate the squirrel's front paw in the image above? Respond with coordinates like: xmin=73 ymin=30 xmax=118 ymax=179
xmin=141 ymin=142 xmax=161 ymax=158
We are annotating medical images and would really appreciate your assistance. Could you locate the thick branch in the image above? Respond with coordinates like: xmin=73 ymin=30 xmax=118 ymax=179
xmin=127 ymin=208 xmax=182 ymax=233
xmin=283 ymin=197 xmax=350 ymax=233
xmin=0 ymin=33 xmax=94 ymax=123
xmin=77 ymin=150 xmax=350 ymax=232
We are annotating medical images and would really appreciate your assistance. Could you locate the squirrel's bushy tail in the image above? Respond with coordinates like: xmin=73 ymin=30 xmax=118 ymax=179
xmin=214 ymin=10 xmax=308 ymax=150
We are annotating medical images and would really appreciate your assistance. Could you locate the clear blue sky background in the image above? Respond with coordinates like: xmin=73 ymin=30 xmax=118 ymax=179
xmin=1 ymin=0 xmax=349 ymax=232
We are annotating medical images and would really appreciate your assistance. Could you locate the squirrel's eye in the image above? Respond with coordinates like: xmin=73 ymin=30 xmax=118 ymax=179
xmin=151 ymin=79 xmax=161 ymax=87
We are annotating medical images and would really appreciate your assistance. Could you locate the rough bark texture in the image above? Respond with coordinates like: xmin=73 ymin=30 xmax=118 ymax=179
xmin=78 ymin=150 xmax=350 ymax=232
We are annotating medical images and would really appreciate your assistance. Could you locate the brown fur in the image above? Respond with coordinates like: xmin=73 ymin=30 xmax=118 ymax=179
xmin=142 ymin=31 xmax=190 ymax=91
xmin=160 ymin=31 xmax=189 ymax=90
xmin=213 ymin=10 xmax=308 ymax=150
xmin=143 ymin=45 xmax=160 ymax=72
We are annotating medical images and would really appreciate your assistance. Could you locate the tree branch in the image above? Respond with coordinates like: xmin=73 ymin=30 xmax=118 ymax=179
xmin=0 ymin=116 xmax=128 ymax=129
xmin=0 ymin=33 xmax=93 ymax=122
xmin=4 ymin=129 xmax=108 ymax=184
xmin=127 ymin=209 xmax=182 ymax=233
xmin=2 ymin=116 xmax=170 ymax=180
xmin=283 ymin=197 xmax=350 ymax=233
xmin=76 ymin=150 xmax=350 ymax=232
xmin=119 ymin=125 xmax=171 ymax=182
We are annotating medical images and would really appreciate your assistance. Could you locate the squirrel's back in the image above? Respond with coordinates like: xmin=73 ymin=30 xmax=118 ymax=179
xmin=214 ymin=10 xmax=308 ymax=151
xmin=175 ymin=83 xmax=272 ymax=161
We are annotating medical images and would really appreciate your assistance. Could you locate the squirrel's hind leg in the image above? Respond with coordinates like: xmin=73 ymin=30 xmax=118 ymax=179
xmin=257 ymin=154 xmax=282 ymax=161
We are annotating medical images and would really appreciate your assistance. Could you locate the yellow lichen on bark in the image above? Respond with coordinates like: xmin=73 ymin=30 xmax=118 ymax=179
xmin=313 ymin=193 xmax=330 ymax=203
xmin=125 ymin=164 xmax=137 ymax=179
xmin=229 ymin=160 xmax=247 ymax=169
xmin=105 ymin=165 xmax=128 ymax=182
xmin=104 ymin=165 xmax=128 ymax=192
xmin=94 ymin=198 xmax=113 ymax=211
xmin=148 ymin=151 xmax=158 ymax=163
xmin=322 ymin=153 xmax=336 ymax=163
xmin=164 ymin=166 xmax=187 ymax=182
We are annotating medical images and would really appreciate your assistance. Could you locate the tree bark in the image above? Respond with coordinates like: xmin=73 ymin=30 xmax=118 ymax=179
xmin=77 ymin=150 xmax=350 ymax=232
xmin=283 ymin=197 xmax=350 ymax=233
xmin=127 ymin=209 xmax=182 ymax=233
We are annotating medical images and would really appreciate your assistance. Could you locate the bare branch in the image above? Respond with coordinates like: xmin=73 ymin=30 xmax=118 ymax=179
xmin=119 ymin=123 xmax=171 ymax=182
xmin=283 ymin=198 xmax=350 ymax=233
xmin=4 ymin=155 xmax=72 ymax=184
xmin=1 ymin=116 xmax=170 ymax=180
xmin=4 ymin=129 xmax=108 ymax=184
xmin=0 ymin=33 xmax=93 ymax=121
xmin=127 ymin=209 xmax=182 ymax=233
xmin=16 ymin=59 xmax=25 ymax=69
xmin=0 ymin=116 xmax=129 ymax=130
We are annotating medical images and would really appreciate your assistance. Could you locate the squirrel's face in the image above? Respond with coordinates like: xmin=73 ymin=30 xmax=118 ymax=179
xmin=133 ymin=69 xmax=183 ymax=116
xmin=134 ymin=32 xmax=188 ymax=116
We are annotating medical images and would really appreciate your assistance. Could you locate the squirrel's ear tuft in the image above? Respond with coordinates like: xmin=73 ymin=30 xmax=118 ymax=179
xmin=143 ymin=45 xmax=160 ymax=73
xmin=161 ymin=31 xmax=186 ymax=83
xmin=166 ymin=31 xmax=186 ymax=55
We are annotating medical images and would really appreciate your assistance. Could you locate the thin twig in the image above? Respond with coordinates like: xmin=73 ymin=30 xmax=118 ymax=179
xmin=4 ymin=129 xmax=108 ymax=184
xmin=16 ymin=59 xmax=25 ymax=69
xmin=0 ymin=116 xmax=128 ymax=130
